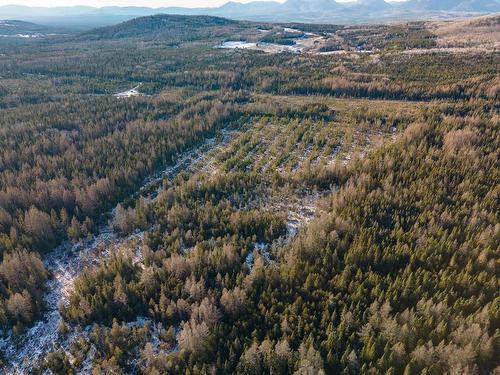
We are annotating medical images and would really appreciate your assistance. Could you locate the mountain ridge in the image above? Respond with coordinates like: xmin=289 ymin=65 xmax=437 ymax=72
xmin=79 ymin=14 xmax=238 ymax=40
xmin=402 ymin=0 xmax=500 ymax=11
xmin=1 ymin=0 xmax=499 ymax=28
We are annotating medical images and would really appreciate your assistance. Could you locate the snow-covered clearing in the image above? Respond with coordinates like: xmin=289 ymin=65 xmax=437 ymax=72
xmin=217 ymin=41 xmax=301 ymax=54
xmin=114 ymin=83 xmax=143 ymax=98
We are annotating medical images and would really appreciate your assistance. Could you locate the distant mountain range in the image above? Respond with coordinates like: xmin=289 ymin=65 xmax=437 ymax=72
xmin=1 ymin=0 xmax=499 ymax=29
xmin=402 ymin=0 xmax=500 ymax=12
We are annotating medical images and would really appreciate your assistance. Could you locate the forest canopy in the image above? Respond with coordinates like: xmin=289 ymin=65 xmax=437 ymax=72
xmin=0 ymin=13 xmax=498 ymax=375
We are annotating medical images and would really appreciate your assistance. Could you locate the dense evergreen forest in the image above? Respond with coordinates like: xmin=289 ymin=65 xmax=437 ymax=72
xmin=0 ymin=13 xmax=498 ymax=375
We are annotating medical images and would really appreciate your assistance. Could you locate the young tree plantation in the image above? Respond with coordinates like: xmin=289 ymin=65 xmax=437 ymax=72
xmin=0 ymin=11 xmax=498 ymax=375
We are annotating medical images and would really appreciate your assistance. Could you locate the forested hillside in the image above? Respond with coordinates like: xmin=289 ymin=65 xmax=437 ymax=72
xmin=0 ymin=13 xmax=498 ymax=374
xmin=80 ymin=15 xmax=240 ymax=41
xmin=55 ymin=98 xmax=499 ymax=375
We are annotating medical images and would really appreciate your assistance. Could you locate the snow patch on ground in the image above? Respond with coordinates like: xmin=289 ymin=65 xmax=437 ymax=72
xmin=0 ymin=132 xmax=236 ymax=374
xmin=114 ymin=83 xmax=143 ymax=98
xmin=0 ymin=33 xmax=63 ymax=38
xmin=217 ymin=41 xmax=301 ymax=54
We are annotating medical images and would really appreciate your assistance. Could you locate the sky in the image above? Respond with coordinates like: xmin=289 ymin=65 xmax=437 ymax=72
xmin=3 ymin=0 xmax=271 ymax=7
xmin=0 ymin=0 xmax=405 ymax=8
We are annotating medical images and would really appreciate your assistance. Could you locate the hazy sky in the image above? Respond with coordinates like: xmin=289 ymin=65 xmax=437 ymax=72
xmin=3 ymin=0 xmax=276 ymax=7
xmin=0 ymin=0 xmax=405 ymax=8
